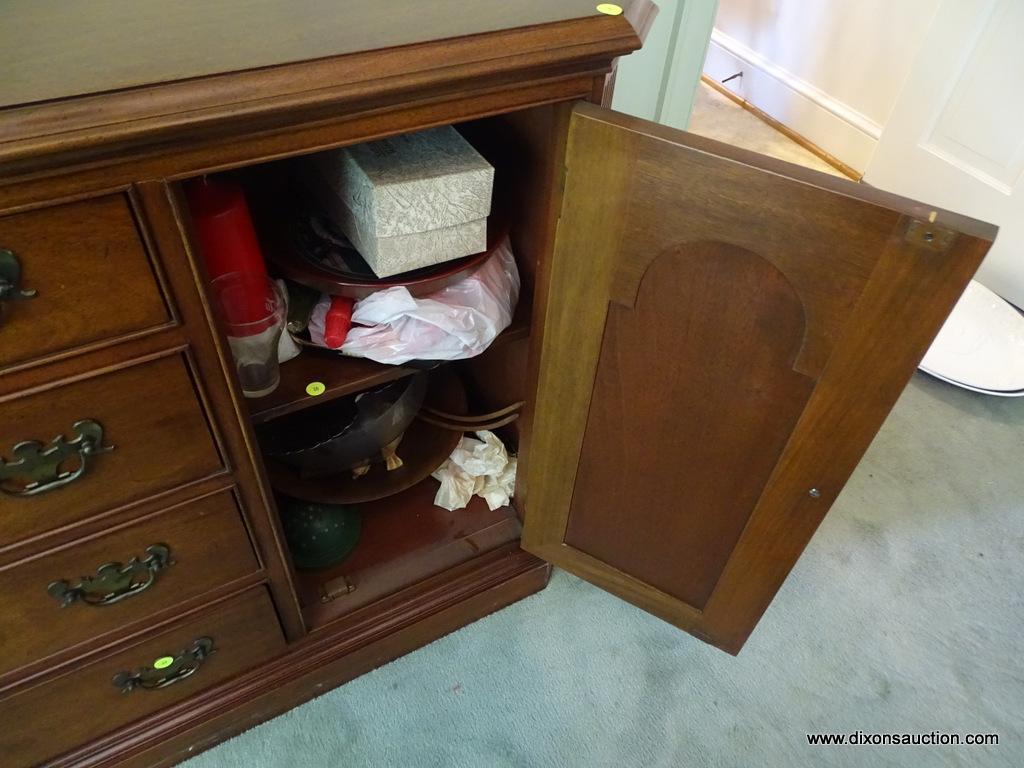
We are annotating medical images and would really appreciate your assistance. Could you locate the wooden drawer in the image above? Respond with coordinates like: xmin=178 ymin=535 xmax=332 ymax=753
xmin=0 ymin=588 xmax=284 ymax=768
xmin=0 ymin=354 xmax=223 ymax=547
xmin=0 ymin=195 xmax=171 ymax=373
xmin=0 ymin=490 xmax=259 ymax=681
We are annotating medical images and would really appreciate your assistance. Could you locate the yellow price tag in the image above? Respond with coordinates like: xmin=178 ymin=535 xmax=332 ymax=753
xmin=306 ymin=381 xmax=326 ymax=397
xmin=596 ymin=3 xmax=623 ymax=15
xmin=153 ymin=656 xmax=174 ymax=670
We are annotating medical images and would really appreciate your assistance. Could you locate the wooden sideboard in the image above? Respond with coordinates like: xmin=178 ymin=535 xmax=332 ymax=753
xmin=0 ymin=2 xmax=995 ymax=767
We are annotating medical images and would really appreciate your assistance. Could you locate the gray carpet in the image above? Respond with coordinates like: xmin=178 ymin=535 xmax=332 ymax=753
xmin=184 ymin=373 xmax=1024 ymax=767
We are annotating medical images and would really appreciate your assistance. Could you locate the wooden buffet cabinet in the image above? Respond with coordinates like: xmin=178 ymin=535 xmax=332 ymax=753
xmin=0 ymin=2 xmax=995 ymax=766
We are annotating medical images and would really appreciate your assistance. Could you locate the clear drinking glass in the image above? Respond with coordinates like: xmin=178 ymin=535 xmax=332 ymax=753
xmin=211 ymin=273 xmax=286 ymax=398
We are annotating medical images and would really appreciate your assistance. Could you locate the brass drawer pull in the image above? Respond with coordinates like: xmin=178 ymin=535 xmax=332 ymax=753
xmin=0 ymin=247 xmax=38 ymax=306
xmin=47 ymin=544 xmax=173 ymax=608
xmin=112 ymin=637 xmax=215 ymax=693
xmin=0 ymin=419 xmax=114 ymax=497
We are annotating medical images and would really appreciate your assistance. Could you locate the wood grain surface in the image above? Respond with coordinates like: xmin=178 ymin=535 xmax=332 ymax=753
xmin=0 ymin=353 xmax=223 ymax=549
xmin=0 ymin=588 xmax=284 ymax=768
xmin=0 ymin=7 xmax=640 ymax=179
xmin=0 ymin=0 xmax=635 ymax=108
xmin=0 ymin=194 xmax=172 ymax=374
xmin=55 ymin=549 xmax=547 ymax=768
xmin=0 ymin=7 xmax=647 ymax=767
xmin=136 ymin=182 xmax=307 ymax=639
xmin=297 ymin=480 xmax=521 ymax=628
xmin=565 ymin=242 xmax=816 ymax=609
xmin=522 ymin=101 xmax=995 ymax=652
xmin=0 ymin=489 xmax=258 ymax=685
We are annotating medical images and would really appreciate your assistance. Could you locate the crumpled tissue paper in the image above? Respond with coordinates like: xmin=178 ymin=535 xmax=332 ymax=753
xmin=432 ymin=430 xmax=516 ymax=511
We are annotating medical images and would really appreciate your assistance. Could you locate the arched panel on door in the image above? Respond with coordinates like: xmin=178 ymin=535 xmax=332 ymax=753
xmin=565 ymin=241 xmax=815 ymax=610
xmin=521 ymin=102 xmax=993 ymax=653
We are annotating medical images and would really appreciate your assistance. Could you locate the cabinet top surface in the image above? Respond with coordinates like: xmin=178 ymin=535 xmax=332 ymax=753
xmin=0 ymin=0 xmax=625 ymax=109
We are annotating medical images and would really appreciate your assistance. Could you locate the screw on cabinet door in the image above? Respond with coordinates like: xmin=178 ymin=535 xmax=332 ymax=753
xmin=808 ymin=488 xmax=822 ymax=498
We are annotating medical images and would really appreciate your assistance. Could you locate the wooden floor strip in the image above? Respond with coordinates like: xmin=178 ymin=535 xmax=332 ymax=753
xmin=700 ymin=75 xmax=863 ymax=181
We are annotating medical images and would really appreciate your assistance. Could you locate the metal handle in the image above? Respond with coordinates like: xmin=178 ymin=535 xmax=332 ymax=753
xmin=47 ymin=544 xmax=173 ymax=608
xmin=112 ymin=637 xmax=215 ymax=693
xmin=0 ymin=248 xmax=37 ymax=303
xmin=0 ymin=419 xmax=115 ymax=497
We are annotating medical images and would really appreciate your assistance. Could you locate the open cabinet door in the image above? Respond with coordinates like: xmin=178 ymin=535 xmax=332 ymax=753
xmin=521 ymin=102 xmax=995 ymax=654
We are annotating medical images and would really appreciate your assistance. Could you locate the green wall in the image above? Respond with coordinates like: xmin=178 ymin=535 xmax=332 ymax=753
xmin=612 ymin=0 xmax=718 ymax=128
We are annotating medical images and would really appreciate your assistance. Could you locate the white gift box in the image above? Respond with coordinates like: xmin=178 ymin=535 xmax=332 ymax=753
xmin=310 ymin=126 xmax=494 ymax=278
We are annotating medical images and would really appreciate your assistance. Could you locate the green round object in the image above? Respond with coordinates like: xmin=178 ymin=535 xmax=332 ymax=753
xmin=279 ymin=499 xmax=361 ymax=570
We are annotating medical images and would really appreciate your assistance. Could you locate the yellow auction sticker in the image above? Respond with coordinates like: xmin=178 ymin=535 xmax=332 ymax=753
xmin=153 ymin=656 xmax=175 ymax=670
xmin=306 ymin=381 xmax=326 ymax=397
xmin=596 ymin=3 xmax=623 ymax=15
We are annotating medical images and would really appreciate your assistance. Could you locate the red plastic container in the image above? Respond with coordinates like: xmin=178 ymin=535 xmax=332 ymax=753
xmin=186 ymin=177 xmax=271 ymax=324
xmin=323 ymin=296 xmax=355 ymax=349
xmin=185 ymin=177 xmax=267 ymax=278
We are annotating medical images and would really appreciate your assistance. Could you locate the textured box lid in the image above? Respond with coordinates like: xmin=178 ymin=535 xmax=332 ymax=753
xmin=315 ymin=126 xmax=494 ymax=239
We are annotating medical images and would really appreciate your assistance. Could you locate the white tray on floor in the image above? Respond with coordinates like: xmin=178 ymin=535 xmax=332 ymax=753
xmin=919 ymin=280 xmax=1024 ymax=396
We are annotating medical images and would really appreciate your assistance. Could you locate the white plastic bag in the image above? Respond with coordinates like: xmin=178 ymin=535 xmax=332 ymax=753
xmin=325 ymin=238 xmax=519 ymax=365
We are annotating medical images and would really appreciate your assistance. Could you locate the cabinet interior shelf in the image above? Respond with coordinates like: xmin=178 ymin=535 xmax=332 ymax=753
xmin=294 ymin=476 xmax=522 ymax=630
xmin=248 ymin=303 xmax=530 ymax=424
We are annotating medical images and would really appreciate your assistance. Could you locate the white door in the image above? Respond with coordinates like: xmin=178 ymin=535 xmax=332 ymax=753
xmin=865 ymin=0 xmax=1024 ymax=309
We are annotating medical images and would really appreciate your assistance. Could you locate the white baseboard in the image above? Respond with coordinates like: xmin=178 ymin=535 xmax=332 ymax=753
xmin=704 ymin=30 xmax=881 ymax=173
